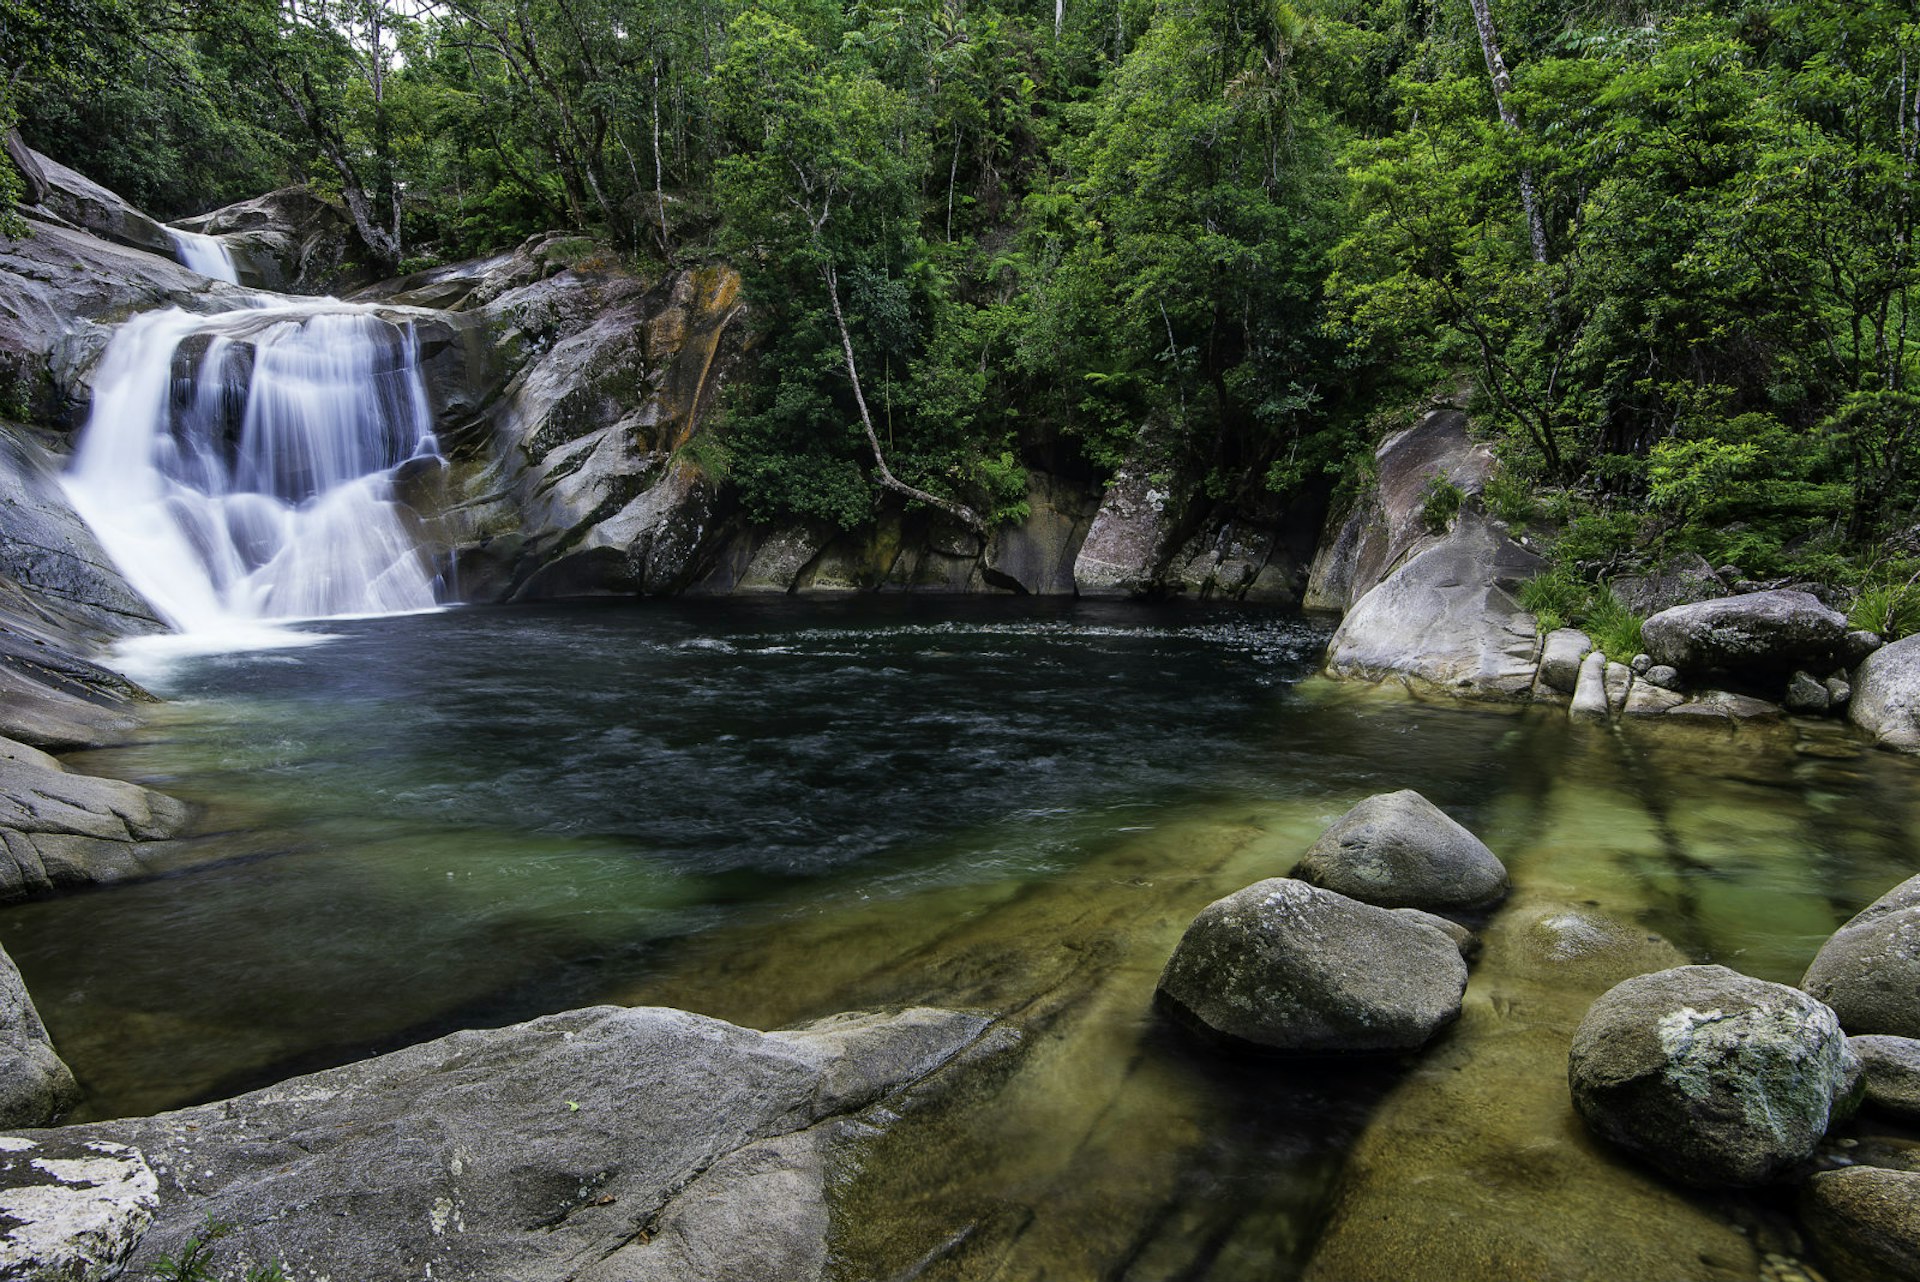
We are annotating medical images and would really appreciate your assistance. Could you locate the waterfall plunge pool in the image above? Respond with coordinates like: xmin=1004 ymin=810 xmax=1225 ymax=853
xmin=6 ymin=596 xmax=1919 ymax=1278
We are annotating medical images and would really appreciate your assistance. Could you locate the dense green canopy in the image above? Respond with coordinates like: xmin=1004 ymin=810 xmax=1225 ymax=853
xmin=6 ymin=0 xmax=1919 ymax=589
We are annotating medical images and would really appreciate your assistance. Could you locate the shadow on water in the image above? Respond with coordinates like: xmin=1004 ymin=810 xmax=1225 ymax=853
xmin=2 ymin=598 xmax=1918 ymax=1279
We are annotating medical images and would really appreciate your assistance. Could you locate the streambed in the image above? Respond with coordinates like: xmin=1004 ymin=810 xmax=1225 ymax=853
xmin=6 ymin=597 xmax=1918 ymax=1278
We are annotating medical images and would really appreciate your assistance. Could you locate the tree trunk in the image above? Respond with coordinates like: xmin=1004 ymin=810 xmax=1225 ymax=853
xmin=822 ymin=264 xmax=986 ymax=537
xmin=1466 ymin=0 xmax=1547 ymax=264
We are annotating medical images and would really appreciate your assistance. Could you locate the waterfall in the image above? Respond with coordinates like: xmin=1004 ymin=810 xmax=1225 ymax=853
xmin=65 ymin=303 xmax=445 ymax=632
xmin=168 ymin=228 xmax=240 ymax=285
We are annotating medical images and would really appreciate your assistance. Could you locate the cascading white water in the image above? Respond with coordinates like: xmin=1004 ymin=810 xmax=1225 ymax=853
xmin=167 ymin=227 xmax=240 ymax=285
xmin=65 ymin=303 xmax=444 ymax=633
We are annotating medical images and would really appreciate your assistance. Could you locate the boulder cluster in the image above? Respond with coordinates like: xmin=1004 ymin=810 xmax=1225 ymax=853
xmin=1567 ymin=871 xmax=1920 ymax=1282
xmin=1156 ymin=790 xmax=1504 ymax=1054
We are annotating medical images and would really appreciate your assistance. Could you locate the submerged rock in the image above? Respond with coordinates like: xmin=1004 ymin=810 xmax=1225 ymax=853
xmin=1849 ymin=635 xmax=1920 ymax=754
xmin=38 ymin=1003 xmax=990 ymax=1282
xmin=1156 ymin=877 xmax=1468 ymax=1053
xmin=0 ymin=941 xmax=79 ymax=1127
xmin=1801 ymin=1166 xmax=1920 ymax=1282
xmin=0 ymin=1135 xmax=157 ymax=1280
xmin=1803 ymin=873 xmax=1920 ymax=1038
xmin=1568 ymin=965 xmax=1858 ymax=1186
xmin=1850 ymin=1035 xmax=1920 ymax=1121
xmin=1640 ymin=589 xmax=1849 ymax=679
xmin=1292 ymin=790 xmax=1508 ymax=912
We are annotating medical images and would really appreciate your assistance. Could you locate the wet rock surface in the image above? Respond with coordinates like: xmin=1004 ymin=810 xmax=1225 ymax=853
xmin=1801 ymin=1166 xmax=1920 ymax=1282
xmin=1292 ymin=789 xmax=1508 ymax=912
xmin=1156 ymin=877 xmax=1468 ymax=1053
xmin=1568 ymin=965 xmax=1858 ymax=1186
xmin=33 ymin=1004 xmax=991 ymax=1282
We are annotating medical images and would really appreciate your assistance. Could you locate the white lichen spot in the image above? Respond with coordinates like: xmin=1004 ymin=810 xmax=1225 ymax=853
xmin=429 ymin=1197 xmax=455 ymax=1236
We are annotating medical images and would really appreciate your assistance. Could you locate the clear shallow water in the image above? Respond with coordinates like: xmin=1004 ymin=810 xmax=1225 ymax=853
xmin=5 ymin=597 xmax=1920 ymax=1279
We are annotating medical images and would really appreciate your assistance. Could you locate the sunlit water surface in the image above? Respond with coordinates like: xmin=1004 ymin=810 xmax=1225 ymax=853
xmin=6 ymin=597 xmax=1918 ymax=1279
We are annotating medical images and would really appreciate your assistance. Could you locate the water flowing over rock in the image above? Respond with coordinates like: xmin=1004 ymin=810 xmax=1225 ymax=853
xmin=0 ymin=1135 xmax=157 ymax=1280
xmin=1567 ymin=965 xmax=1859 ymax=1187
xmin=64 ymin=302 xmax=447 ymax=629
xmin=34 ymin=1004 xmax=991 ymax=1282
xmin=165 ymin=228 xmax=239 ymax=285
xmin=1156 ymin=878 xmax=1468 ymax=1053
xmin=1802 ymin=872 xmax=1920 ymax=1038
xmin=1291 ymin=790 xmax=1508 ymax=912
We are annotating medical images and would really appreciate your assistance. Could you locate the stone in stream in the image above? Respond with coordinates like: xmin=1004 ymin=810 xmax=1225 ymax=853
xmin=1849 ymin=635 xmax=1920 ymax=754
xmin=1785 ymin=670 xmax=1832 ymax=714
xmin=0 ymin=941 xmax=79 ymax=1128
xmin=1291 ymin=790 xmax=1508 ymax=912
xmin=1568 ymin=965 xmax=1859 ymax=1187
xmin=1640 ymin=589 xmax=1849 ymax=680
xmin=1803 ymin=872 xmax=1920 ymax=1038
xmin=1643 ymin=663 xmax=1685 ymax=691
xmin=1155 ymin=878 xmax=1468 ymax=1053
xmin=1569 ymin=649 xmax=1609 ymax=720
xmin=1850 ymin=1035 xmax=1920 ymax=1121
xmin=1537 ymin=628 xmax=1591 ymax=694
xmin=0 ymin=1135 xmax=158 ymax=1280
xmin=1800 ymin=1166 xmax=1920 ymax=1282
xmin=31 ymin=1004 xmax=991 ymax=1282
xmin=0 ymin=739 xmax=192 ymax=902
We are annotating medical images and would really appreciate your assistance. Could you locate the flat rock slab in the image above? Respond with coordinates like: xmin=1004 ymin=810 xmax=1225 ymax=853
xmin=28 ymin=1004 xmax=991 ymax=1282
xmin=0 ymin=1135 xmax=157 ymax=1281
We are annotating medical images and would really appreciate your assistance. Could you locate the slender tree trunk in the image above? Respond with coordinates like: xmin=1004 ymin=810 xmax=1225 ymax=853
xmin=1466 ymin=0 xmax=1547 ymax=264
xmin=652 ymin=68 xmax=670 ymax=253
xmin=822 ymin=263 xmax=986 ymax=537
xmin=1055 ymin=0 xmax=1064 ymax=38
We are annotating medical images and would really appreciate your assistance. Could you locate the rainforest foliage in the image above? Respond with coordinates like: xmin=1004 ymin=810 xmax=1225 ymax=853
xmin=5 ymin=0 xmax=1920 ymax=581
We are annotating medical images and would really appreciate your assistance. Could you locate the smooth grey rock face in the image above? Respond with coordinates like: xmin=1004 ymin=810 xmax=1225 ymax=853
xmin=1539 ymin=628 xmax=1591 ymax=694
xmin=0 ymin=941 xmax=78 ymax=1127
xmin=1568 ymin=965 xmax=1858 ymax=1187
xmin=1156 ymin=878 xmax=1469 ymax=1053
xmin=1850 ymin=1035 xmax=1920 ymax=1121
xmin=36 ymin=1004 xmax=989 ymax=1282
xmin=1292 ymin=790 xmax=1508 ymax=912
xmin=1640 ymin=589 xmax=1848 ymax=678
xmin=1073 ymin=447 xmax=1183 ymax=599
xmin=1803 ymin=873 xmax=1920 ymax=1038
xmin=983 ymin=473 xmax=1098 ymax=597
xmin=1570 ymin=649 xmax=1610 ymax=720
xmin=1325 ymin=513 xmax=1543 ymax=700
xmin=1850 ymin=635 xmax=1920 ymax=753
xmin=0 ymin=742 xmax=191 ymax=902
xmin=0 ymin=1135 xmax=157 ymax=1280
xmin=1304 ymin=407 xmax=1493 ymax=614
xmin=1801 ymin=1166 xmax=1920 ymax=1282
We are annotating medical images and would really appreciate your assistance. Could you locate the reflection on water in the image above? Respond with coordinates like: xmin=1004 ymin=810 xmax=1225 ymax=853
xmin=4 ymin=598 xmax=1918 ymax=1280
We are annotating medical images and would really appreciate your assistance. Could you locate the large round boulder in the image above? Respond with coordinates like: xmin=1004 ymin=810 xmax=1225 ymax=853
xmin=1640 ymin=589 xmax=1848 ymax=679
xmin=1803 ymin=873 xmax=1920 ymax=1038
xmin=1568 ymin=965 xmax=1859 ymax=1186
xmin=1851 ymin=1035 xmax=1920 ymax=1120
xmin=1291 ymin=789 xmax=1508 ymax=912
xmin=1801 ymin=1166 xmax=1920 ymax=1282
xmin=1156 ymin=878 xmax=1469 ymax=1054
xmin=1850 ymin=634 xmax=1920 ymax=753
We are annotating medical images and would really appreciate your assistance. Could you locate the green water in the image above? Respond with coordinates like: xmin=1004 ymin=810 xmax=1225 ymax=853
xmin=4 ymin=598 xmax=1916 ymax=1279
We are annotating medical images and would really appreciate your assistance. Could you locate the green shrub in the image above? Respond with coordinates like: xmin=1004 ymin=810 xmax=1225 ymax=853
xmin=1483 ymin=469 xmax=1538 ymax=528
xmin=148 ymin=1216 xmax=285 ymax=1282
xmin=1849 ymin=581 xmax=1920 ymax=640
xmin=1420 ymin=473 xmax=1465 ymax=533
xmin=1583 ymin=590 xmax=1645 ymax=661
xmin=1518 ymin=571 xmax=1587 ymax=635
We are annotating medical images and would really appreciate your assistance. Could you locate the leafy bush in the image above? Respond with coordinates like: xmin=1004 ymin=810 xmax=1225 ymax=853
xmin=148 ymin=1216 xmax=285 ymax=1282
xmin=1518 ymin=571 xmax=1587 ymax=635
xmin=1420 ymin=473 xmax=1465 ymax=534
xmin=1849 ymin=581 xmax=1920 ymax=641
xmin=1483 ymin=469 xmax=1539 ymax=528
xmin=1583 ymin=591 xmax=1645 ymax=662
